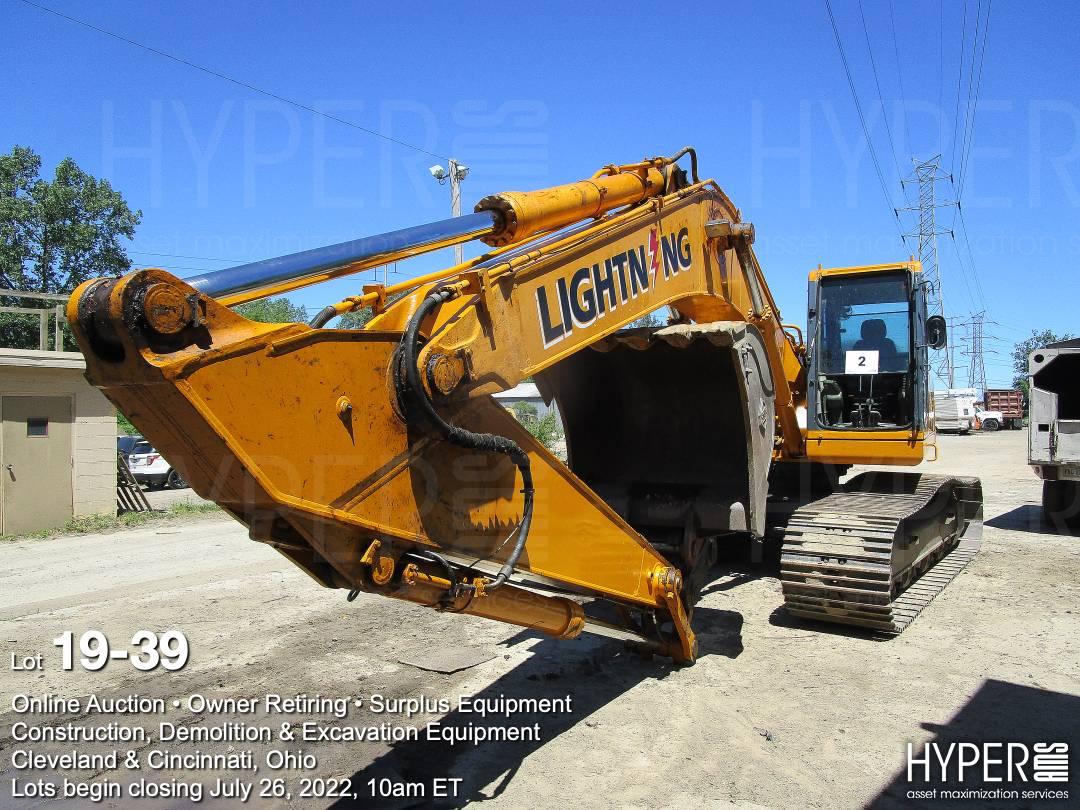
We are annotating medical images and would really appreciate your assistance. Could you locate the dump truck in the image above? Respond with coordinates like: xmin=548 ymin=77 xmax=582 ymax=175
xmin=983 ymin=388 xmax=1025 ymax=430
xmin=67 ymin=149 xmax=982 ymax=663
xmin=1029 ymin=339 xmax=1080 ymax=526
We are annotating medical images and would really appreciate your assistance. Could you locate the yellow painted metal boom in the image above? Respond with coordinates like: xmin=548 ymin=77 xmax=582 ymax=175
xmin=69 ymin=150 xmax=820 ymax=663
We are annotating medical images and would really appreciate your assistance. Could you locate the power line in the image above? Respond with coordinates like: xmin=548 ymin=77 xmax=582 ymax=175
xmin=857 ymin=0 xmax=907 ymax=189
xmin=886 ymin=0 xmax=914 ymax=152
xmin=949 ymin=0 xmax=969 ymax=174
xmin=133 ymin=263 xmax=219 ymax=273
xmin=988 ymin=321 xmax=1033 ymax=335
xmin=17 ymin=0 xmax=449 ymax=161
xmin=955 ymin=205 xmax=988 ymax=307
xmin=824 ymin=0 xmax=903 ymax=240
xmin=956 ymin=0 xmax=983 ymax=186
xmin=947 ymin=232 xmax=980 ymax=312
xmin=956 ymin=0 xmax=993 ymax=201
xmin=130 ymin=250 xmax=238 ymax=263
xmin=938 ymin=0 xmax=944 ymax=138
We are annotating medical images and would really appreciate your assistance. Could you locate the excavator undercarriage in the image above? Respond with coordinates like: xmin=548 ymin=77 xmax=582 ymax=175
xmin=774 ymin=472 xmax=983 ymax=632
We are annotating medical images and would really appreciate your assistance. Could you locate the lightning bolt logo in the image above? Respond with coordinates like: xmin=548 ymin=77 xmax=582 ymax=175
xmin=648 ymin=228 xmax=659 ymax=286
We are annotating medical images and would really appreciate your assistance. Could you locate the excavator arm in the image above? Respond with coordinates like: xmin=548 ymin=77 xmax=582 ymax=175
xmin=69 ymin=151 xmax=810 ymax=664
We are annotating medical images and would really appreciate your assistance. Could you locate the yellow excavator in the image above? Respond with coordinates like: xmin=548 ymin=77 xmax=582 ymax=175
xmin=68 ymin=149 xmax=981 ymax=664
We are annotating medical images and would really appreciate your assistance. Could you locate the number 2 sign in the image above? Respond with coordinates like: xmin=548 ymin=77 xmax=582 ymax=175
xmin=845 ymin=350 xmax=880 ymax=374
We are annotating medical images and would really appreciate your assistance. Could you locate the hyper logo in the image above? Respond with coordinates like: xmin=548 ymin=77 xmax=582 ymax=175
xmin=907 ymin=741 xmax=1069 ymax=783
xmin=535 ymin=226 xmax=692 ymax=347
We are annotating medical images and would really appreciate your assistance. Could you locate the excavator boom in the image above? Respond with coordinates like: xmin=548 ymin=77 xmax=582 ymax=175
xmin=68 ymin=149 xmax=980 ymax=662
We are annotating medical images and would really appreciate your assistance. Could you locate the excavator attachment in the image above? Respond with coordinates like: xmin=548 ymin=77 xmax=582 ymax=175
xmin=540 ymin=322 xmax=776 ymax=604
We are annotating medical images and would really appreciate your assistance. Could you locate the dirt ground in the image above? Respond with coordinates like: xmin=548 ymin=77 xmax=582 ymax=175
xmin=142 ymin=486 xmax=209 ymax=511
xmin=2 ymin=431 xmax=1077 ymax=809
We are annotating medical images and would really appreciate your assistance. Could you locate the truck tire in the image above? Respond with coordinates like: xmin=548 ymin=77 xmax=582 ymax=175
xmin=1043 ymin=480 xmax=1080 ymax=528
xmin=981 ymin=418 xmax=1000 ymax=431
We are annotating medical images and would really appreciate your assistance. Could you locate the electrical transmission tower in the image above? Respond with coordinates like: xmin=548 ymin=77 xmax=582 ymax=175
xmin=897 ymin=155 xmax=956 ymax=387
xmin=966 ymin=312 xmax=988 ymax=394
xmin=947 ymin=315 xmax=969 ymax=385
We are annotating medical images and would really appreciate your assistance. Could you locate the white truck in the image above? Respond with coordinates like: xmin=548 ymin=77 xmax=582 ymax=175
xmin=933 ymin=389 xmax=976 ymax=434
xmin=973 ymin=403 xmax=1007 ymax=431
xmin=1028 ymin=339 xmax=1080 ymax=526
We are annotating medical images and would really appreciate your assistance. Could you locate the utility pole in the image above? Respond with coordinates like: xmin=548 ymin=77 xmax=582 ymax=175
xmin=448 ymin=159 xmax=463 ymax=266
xmin=429 ymin=159 xmax=470 ymax=266
xmin=898 ymin=155 xmax=955 ymax=388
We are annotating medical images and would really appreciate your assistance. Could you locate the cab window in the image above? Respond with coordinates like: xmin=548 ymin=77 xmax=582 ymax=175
xmin=815 ymin=271 xmax=915 ymax=430
xmin=820 ymin=273 xmax=911 ymax=374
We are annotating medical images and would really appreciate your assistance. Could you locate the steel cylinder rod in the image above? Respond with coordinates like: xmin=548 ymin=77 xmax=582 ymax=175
xmin=184 ymin=210 xmax=500 ymax=305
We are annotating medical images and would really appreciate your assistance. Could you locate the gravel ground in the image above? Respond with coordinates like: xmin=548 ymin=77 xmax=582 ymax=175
xmin=1 ymin=431 xmax=1077 ymax=809
xmin=143 ymin=485 xmax=212 ymax=511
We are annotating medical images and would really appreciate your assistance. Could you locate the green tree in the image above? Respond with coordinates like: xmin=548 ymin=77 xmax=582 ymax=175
xmin=0 ymin=146 xmax=140 ymax=293
xmin=510 ymin=401 xmax=564 ymax=453
xmin=1012 ymin=329 xmax=1075 ymax=397
xmin=233 ymin=297 xmax=308 ymax=323
xmin=1 ymin=146 xmax=140 ymax=351
xmin=627 ymin=310 xmax=662 ymax=328
xmin=334 ymin=290 xmax=409 ymax=329
xmin=338 ymin=308 xmax=374 ymax=329
xmin=117 ymin=412 xmax=138 ymax=436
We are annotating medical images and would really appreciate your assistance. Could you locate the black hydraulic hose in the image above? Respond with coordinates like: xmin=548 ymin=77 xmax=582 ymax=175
xmin=309 ymin=305 xmax=338 ymax=328
xmin=397 ymin=288 xmax=534 ymax=591
xmin=405 ymin=549 xmax=469 ymax=608
xmin=667 ymin=146 xmax=699 ymax=183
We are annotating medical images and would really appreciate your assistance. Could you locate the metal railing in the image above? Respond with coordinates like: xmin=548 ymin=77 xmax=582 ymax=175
xmin=0 ymin=289 xmax=68 ymax=351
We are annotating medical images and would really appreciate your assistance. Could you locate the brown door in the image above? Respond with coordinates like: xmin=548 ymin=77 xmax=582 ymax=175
xmin=1 ymin=395 xmax=73 ymax=535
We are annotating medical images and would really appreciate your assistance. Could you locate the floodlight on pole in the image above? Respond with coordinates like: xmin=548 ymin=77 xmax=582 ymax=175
xmin=430 ymin=159 xmax=470 ymax=265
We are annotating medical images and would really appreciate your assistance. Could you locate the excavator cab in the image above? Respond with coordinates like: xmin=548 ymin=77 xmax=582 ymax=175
xmin=780 ymin=260 xmax=985 ymax=633
xmin=804 ymin=261 xmax=936 ymax=464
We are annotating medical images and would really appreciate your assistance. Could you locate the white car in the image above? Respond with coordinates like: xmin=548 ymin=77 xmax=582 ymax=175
xmin=126 ymin=440 xmax=188 ymax=489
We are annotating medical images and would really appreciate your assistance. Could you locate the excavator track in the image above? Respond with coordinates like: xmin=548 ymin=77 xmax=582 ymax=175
xmin=779 ymin=472 xmax=983 ymax=633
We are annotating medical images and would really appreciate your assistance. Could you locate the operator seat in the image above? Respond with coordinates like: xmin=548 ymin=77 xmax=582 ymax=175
xmin=853 ymin=318 xmax=899 ymax=368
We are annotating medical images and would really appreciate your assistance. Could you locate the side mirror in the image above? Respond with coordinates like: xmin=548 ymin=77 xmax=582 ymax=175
xmin=926 ymin=315 xmax=947 ymax=350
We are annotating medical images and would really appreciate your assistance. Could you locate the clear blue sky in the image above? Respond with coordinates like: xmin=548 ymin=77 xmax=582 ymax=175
xmin=5 ymin=0 xmax=1079 ymax=386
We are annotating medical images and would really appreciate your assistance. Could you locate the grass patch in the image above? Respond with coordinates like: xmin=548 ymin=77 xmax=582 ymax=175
xmin=2 ymin=501 xmax=223 ymax=542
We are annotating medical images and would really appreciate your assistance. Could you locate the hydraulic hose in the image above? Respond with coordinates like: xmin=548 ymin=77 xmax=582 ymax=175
xmin=397 ymin=288 xmax=534 ymax=591
xmin=666 ymin=146 xmax=700 ymax=183
xmin=309 ymin=305 xmax=338 ymax=328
